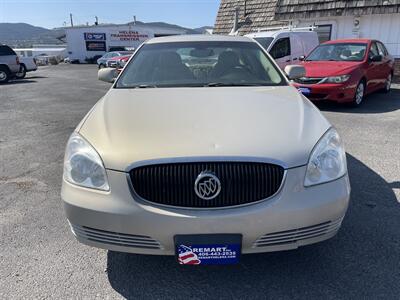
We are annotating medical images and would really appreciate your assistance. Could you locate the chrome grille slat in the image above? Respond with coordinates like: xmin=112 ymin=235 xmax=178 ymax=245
xmin=256 ymin=226 xmax=339 ymax=244
xmin=70 ymin=224 xmax=163 ymax=249
xmin=72 ymin=227 xmax=161 ymax=245
xmin=129 ymin=161 xmax=285 ymax=208
xmin=259 ymin=219 xmax=342 ymax=239
xmin=255 ymin=227 xmax=339 ymax=247
xmin=87 ymin=237 xmax=161 ymax=249
xmin=79 ymin=226 xmax=156 ymax=240
xmin=253 ymin=219 xmax=343 ymax=248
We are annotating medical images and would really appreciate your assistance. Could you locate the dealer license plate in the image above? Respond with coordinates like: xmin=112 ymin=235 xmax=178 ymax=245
xmin=174 ymin=234 xmax=242 ymax=265
xmin=298 ymin=87 xmax=311 ymax=95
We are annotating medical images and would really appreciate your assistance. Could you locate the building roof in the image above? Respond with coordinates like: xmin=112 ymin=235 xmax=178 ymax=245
xmin=214 ymin=0 xmax=400 ymax=35
xmin=274 ymin=0 xmax=400 ymax=20
xmin=214 ymin=0 xmax=285 ymax=35
xmin=146 ymin=34 xmax=252 ymax=44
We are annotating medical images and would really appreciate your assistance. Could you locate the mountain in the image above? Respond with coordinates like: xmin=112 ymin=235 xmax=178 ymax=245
xmin=193 ymin=26 xmax=214 ymax=34
xmin=128 ymin=21 xmax=199 ymax=34
xmin=0 ymin=23 xmax=64 ymax=47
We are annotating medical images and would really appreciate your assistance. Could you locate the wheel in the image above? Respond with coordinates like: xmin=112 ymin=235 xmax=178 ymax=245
xmin=0 ymin=66 xmax=10 ymax=83
xmin=382 ymin=73 xmax=392 ymax=93
xmin=15 ymin=65 xmax=27 ymax=79
xmin=99 ymin=64 xmax=105 ymax=69
xmin=352 ymin=81 xmax=365 ymax=107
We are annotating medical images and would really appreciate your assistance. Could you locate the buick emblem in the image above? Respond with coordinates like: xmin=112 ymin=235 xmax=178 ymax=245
xmin=194 ymin=172 xmax=221 ymax=200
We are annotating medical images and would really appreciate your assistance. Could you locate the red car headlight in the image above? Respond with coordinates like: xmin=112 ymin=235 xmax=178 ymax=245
xmin=323 ymin=75 xmax=351 ymax=83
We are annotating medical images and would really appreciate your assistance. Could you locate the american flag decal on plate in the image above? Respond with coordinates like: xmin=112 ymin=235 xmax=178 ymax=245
xmin=178 ymin=245 xmax=201 ymax=265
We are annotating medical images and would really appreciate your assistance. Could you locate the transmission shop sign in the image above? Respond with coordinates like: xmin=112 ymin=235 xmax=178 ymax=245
xmin=110 ymin=30 xmax=150 ymax=42
xmin=84 ymin=33 xmax=106 ymax=41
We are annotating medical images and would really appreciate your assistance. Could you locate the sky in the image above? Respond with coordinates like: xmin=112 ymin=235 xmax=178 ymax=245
xmin=0 ymin=0 xmax=220 ymax=29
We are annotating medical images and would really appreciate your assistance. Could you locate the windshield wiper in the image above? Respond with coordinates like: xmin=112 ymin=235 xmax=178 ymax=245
xmin=206 ymin=82 xmax=265 ymax=87
xmin=130 ymin=84 xmax=158 ymax=89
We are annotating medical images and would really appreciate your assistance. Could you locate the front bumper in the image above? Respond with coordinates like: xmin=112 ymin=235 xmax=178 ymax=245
xmin=293 ymin=82 xmax=357 ymax=103
xmin=62 ymin=165 xmax=350 ymax=255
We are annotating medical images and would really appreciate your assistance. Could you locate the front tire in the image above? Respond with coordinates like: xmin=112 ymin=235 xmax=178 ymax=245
xmin=382 ymin=74 xmax=392 ymax=94
xmin=352 ymin=81 xmax=365 ymax=107
xmin=0 ymin=66 xmax=10 ymax=83
xmin=15 ymin=65 xmax=27 ymax=79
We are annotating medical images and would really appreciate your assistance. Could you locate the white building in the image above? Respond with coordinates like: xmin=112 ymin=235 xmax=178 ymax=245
xmin=214 ymin=0 xmax=400 ymax=76
xmin=65 ymin=23 xmax=191 ymax=63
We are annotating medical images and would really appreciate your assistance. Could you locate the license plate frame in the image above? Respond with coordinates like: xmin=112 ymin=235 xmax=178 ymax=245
xmin=174 ymin=234 xmax=242 ymax=265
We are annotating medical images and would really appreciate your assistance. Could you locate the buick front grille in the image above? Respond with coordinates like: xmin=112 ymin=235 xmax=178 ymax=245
xmin=129 ymin=161 xmax=285 ymax=208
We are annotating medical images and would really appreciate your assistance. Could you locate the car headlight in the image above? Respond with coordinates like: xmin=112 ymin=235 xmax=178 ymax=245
xmin=323 ymin=75 xmax=351 ymax=83
xmin=304 ymin=128 xmax=347 ymax=187
xmin=63 ymin=132 xmax=110 ymax=191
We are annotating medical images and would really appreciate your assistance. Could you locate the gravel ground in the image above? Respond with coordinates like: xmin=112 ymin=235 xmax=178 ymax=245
xmin=0 ymin=64 xmax=399 ymax=299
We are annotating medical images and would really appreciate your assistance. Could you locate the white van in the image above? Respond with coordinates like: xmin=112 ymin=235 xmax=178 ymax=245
xmin=246 ymin=27 xmax=319 ymax=69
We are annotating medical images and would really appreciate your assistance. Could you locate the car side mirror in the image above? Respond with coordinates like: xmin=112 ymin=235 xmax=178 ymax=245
xmin=299 ymin=55 xmax=306 ymax=61
xmin=98 ymin=68 xmax=117 ymax=83
xmin=369 ymin=54 xmax=383 ymax=62
xmin=284 ymin=65 xmax=306 ymax=80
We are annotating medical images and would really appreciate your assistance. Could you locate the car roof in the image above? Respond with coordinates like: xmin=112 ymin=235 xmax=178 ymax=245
xmin=146 ymin=34 xmax=253 ymax=44
xmin=246 ymin=30 xmax=315 ymax=38
xmin=323 ymin=39 xmax=372 ymax=44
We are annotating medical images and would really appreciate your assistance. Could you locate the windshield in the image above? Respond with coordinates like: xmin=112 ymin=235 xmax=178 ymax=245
xmin=115 ymin=41 xmax=285 ymax=88
xmin=254 ymin=37 xmax=274 ymax=50
xmin=306 ymin=43 xmax=367 ymax=62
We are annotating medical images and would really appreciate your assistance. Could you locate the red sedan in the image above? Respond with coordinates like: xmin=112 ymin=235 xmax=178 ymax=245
xmin=106 ymin=54 xmax=132 ymax=69
xmin=292 ymin=39 xmax=394 ymax=106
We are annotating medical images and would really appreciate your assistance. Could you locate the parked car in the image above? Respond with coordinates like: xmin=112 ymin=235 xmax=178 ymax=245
xmin=15 ymin=56 xmax=38 ymax=79
xmin=246 ymin=28 xmax=319 ymax=69
xmin=62 ymin=35 xmax=350 ymax=265
xmin=106 ymin=54 xmax=132 ymax=68
xmin=292 ymin=39 xmax=394 ymax=106
xmin=97 ymin=51 xmax=133 ymax=69
xmin=0 ymin=44 xmax=20 ymax=83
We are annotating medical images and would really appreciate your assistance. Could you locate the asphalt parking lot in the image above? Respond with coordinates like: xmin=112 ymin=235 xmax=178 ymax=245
xmin=1 ymin=64 xmax=399 ymax=299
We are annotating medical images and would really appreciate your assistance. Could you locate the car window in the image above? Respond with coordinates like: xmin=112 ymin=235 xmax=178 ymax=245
xmin=0 ymin=45 xmax=16 ymax=56
xmin=254 ymin=37 xmax=274 ymax=50
xmin=269 ymin=38 xmax=290 ymax=59
xmin=369 ymin=42 xmax=379 ymax=58
xmin=306 ymin=43 xmax=367 ymax=62
xmin=116 ymin=41 xmax=286 ymax=88
xmin=377 ymin=42 xmax=388 ymax=56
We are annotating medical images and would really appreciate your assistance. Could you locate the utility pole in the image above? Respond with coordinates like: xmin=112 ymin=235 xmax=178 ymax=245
xmin=95 ymin=16 xmax=98 ymax=26
xmin=69 ymin=13 xmax=74 ymax=27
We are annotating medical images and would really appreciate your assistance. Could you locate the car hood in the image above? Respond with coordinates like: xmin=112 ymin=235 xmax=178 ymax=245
xmin=79 ymin=86 xmax=330 ymax=171
xmin=302 ymin=61 xmax=362 ymax=77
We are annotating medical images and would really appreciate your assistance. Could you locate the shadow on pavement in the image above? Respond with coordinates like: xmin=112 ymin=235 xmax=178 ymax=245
xmin=25 ymin=75 xmax=48 ymax=79
xmin=316 ymin=88 xmax=400 ymax=114
xmin=106 ymin=154 xmax=400 ymax=299
xmin=4 ymin=79 xmax=37 ymax=85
